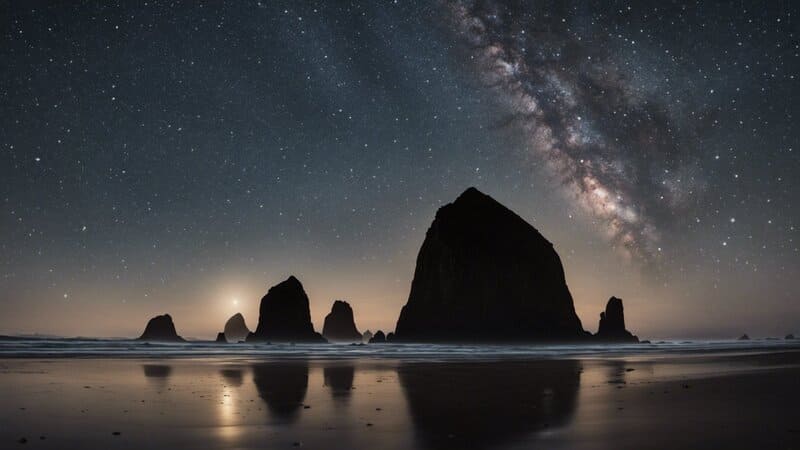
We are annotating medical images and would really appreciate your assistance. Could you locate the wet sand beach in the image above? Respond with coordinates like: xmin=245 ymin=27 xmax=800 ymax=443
xmin=1 ymin=348 xmax=799 ymax=449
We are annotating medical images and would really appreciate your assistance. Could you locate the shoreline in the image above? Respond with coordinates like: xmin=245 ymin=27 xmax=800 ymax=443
xmin=1 ymin=339 xmax=799 ymax=360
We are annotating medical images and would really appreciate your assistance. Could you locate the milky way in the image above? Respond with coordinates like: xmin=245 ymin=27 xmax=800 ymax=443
xmin=448 ymin=0 xmax=703 ymax=266
xmin=1 ymin=1 xmax=797 ymax=338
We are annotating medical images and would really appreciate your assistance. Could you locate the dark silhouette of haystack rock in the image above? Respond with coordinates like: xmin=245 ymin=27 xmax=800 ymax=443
xmin=215 ymin=332 xmax=227 ymax=343
xmin=362 ymin=330 xmax=373 ymax=343
xmin=369 ymin=330 xmax=386 ymax=343
xmin=223 ymin=313 xmax=250 ymax=343
xmin=322 ymin=300 xmax=362 ymax=342
xmin=738 ymin=334 xmax=750 ymax=341
xmin=137 ymin=314 xmax=185 ymax=342
xmin=247 ymin=276 xmax=326 ymax=343
xmin=594 ymin=297 xmax=639 ymax=342
xmin=787 ymin=334 xmax=796 ymax=340
xmin=393 ymin=187 xmax=587 ymax=342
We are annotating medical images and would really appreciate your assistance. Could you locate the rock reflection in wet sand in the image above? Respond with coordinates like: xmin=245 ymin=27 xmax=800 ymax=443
xmin=397 ymin=360 xmax=582 ymax=449
xmin=12 ymin=356 xmax=794 ymax=449
xmin=251 ymin=362 xmax=309 ymax=423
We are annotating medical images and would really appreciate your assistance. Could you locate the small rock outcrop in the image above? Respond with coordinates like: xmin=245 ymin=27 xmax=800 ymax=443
xmin=738 ymin=334 xmax=750 ymax=341
xmin=369 ymin=330 xmax=386 ymax=344
xmin=787 ymin=334 xmax=796 ymax=340
xmin=393 ymin=187 xmax=587 ymax=342
xmin=224 ymin=313 xmax=250 ymax=343
xmin=215 ymin=332 xmax=227 ymax=343
xmin=322 ymin=300 xmax=362 ymax=342
xmin=594 ymin=297 xmax=638 ymax=342
xmin=247 ymin=276 xmax=326 ymax=343
xmin=386 ymin=332 xmax=395 ymax=342
xmin=362 ymin=330 xmax=373 ymax=343
xmin=137 ymin=314 xmax=184 ymax=342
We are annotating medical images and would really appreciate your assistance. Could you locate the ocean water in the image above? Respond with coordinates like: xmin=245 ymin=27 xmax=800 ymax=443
xmin=0 ymin=337 xmax=797 ymax=359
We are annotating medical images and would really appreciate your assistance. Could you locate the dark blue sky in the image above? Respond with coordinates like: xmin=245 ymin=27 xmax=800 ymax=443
xmin=1 ymin=1 xmax=797 ymax=338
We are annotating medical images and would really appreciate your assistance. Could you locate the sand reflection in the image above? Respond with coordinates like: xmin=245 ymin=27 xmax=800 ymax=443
xmin=220 ymin=368 xmax=244 ymax=387
xmin=323 ymin=363 xmax=355 ymax=403
xmin=397 ymin=360 xmax=582 ymax=449
xmin=252 ymin=362 xmax=309 ymax=423
xmin=216 ymin=382 xmax=242 ymax=441
xmin=142 ymin=364 xmax=172 ymax=378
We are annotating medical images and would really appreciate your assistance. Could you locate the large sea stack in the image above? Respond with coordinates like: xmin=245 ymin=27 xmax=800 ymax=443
xmin=322 ymin=300 xmax=362 ymax=342
xmin=137 ymin=314 xmax=185 ymax=342
xmin=594 ymin=297 xmax=639 ymax=342
xmin=393 ymin=187 xmax=587 ymax=342
xmin=247 ymin=276 xmax=326 ymax=343
xmin=223 ymin=313 xmax=250 ymax=343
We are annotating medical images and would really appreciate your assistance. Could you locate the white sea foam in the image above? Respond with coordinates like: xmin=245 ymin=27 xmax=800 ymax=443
xmin=0 ymin=338 xmax=797 ymax=360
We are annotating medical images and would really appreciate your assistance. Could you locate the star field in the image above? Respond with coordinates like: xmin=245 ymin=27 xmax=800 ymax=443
xmin=1 ymin=1 xmax=797 ymax=338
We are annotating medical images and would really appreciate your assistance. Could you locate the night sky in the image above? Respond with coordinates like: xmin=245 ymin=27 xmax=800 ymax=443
xmin=1 ymin=1 xmax=797 ymax=339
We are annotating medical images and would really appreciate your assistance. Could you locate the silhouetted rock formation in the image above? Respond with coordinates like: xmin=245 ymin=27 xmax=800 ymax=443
xmin=386 ymin=332 xmax=395 ymax=342
xmin=394 ymin=187 xmax=587 ymax=342
xmin=362 ymin=330 xmax=373 ymax=343
xmin=322 ymin=300 xmax=362 ymax=342
xmin=215 ymin=332 xmax=227 ymax=343
xmin=247 ymin=276 xmax=326 ymax=343
xmin=223 ymin=313 xmax=250 ymax=343
xmin=398 ymin=360 xmax=581 ymax=449
xmin=738 ymin=334 xmax=750 ymax=341
xmin=252 ymin=362 xmax=309 ymax=423
xmin=787 ymin=334 xmax=796 ymax=340
xmin=137 ymin=314 xmax=184 ymax=342
xmin=369 ymin=330 xmax=386 ymax=343
xmin=594 ymin=297 xmax=638 ymax=342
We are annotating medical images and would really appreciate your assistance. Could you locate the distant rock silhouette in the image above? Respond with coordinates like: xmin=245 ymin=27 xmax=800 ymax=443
xmin=594 ymin=297 xmax=639 ymax=342
xmin=215 ymin=332 xmax=227 ymax=343
xmin=137 ymin=314 xmax=184 ymax=342
xmin=738 ymin=334 xmax=750 ymax=341
xmin=386 ymin=332 xmax=395 ymax=342
xmin=223 ymin=313 xmax=250 ymax=343
xmin=322 ymin=300 xmax=362 ymax=342
xmin=394 ymin=187 xmax=587 ymax=342
xmin=369 ymin=330 xmax=386 ymax=343
xmin=362 ymin=330 xmax=373 ymax=343
xmin=787 ymin=334 xmax=796 ymax=340
xmin=247 ymin=276 xmax=326 ymax=343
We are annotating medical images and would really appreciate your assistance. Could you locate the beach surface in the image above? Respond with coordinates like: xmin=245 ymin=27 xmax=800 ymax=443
xmin=1 ymin=342 xmax=799 ymax=449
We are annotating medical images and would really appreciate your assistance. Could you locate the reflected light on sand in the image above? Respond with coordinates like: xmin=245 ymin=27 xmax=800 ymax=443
xmin=216 ymin=377 xmax=243 ymax=442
